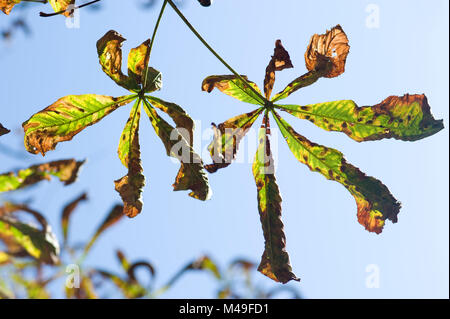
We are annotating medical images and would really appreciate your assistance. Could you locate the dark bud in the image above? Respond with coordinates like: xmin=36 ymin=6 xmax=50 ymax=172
xmin=198 ymin=0 xmax=212 ymax=7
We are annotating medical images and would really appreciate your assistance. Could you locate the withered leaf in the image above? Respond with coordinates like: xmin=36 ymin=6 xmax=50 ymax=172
xmin=84 ymin=204 xmax=124 ymax=254
xmin=305 ymin=25 xmax=350 ymax=78
xmin=253 ymin=126 xmax=299 ymax=284
xmin=205 ymin=108 xmax=263 ymax=173
xmin=61 ymin=192 xmax=88 ymax=244
xmin=0 ymin=123 xmax=10 ymax=136
xmin=115 ymin=100 xmax=145 ymax=218
xmin=0 ymin=0 xmax=21 ymax=15
xmin=263 ymin=40 xmax=293 ymax=100
xmin=0 ymin=159 xmax=85 ymax=193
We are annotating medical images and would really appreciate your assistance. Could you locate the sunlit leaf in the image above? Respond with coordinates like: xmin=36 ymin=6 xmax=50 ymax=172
xmin=273 ymin=111 xmax=401 ymax=233
xmin=127 ymin=39 xmax=151 ymax=86
xmin=23 ymin=94 xmax=136 ymax=155
xmin=145 ymin=95 xmax=193 ymax=142
xmin=205 ymin=108 xmax=263 ymax=173
xmin=116 ymin=249 xmax=131 ymax=272
xmin=48 ymin=0 xmax=75 ymax=17
xmin=0 ymin=205 xmax=60 ymax=264
xmin=253 ymin=126 xmax=299 ymax=284
xmin=263 ymin=40 xmax=293 ymax=100
xmin=187 ymin=255 xmax=221 ymax=279
xmin=278 ymin=94 xmax=444 ymax=142
xmin=143 ymin=100 xmax=211 ymax=201
xmin=0 ymin=251 xmax=10 ymax=265
xmin=0 ymin=0 xmax=21 ymax=15
xmin=0 ymin=159 xmax=85 ymax=193
xmin=96 ymin=30 xmax=139 ymax=91
xmin=115 ymin=99 xmax=145 ymax=218
xmin=0 ymin=123 xmax=9 ymax=136
xmin=305 ymin=24 xmax=350 ymax=78
xmin=271 ymin=69 xmax=328 ymax=102
xmin=202 ymin=75 xmax=265 ymax=105
xmin=11 ymin=274 xmax=50 ymax=299
xmin=66 ymin=274 xmax=98 ymax=299
xmin=84 ymin=204 xmax=124 ymax=254
xmin=61 ymin=192 xmax=88 ymax=244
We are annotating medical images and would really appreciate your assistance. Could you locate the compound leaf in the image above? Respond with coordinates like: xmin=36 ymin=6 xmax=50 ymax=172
xmin=205 ymin=108 xmax=263 ymax=173
xmin=202 ymin=75 xmax=264 ymax=105
xmin=0 ymin=159 xmax=85 ymax=193
xmin=143 ymin=100 xmax=211 ymax=201
xmin=273 ymin=111 xmax=401 ymax=234
xmin=253 ymin=126 xmax=299 ymax=284
xmin=115 ymin=99 xmax=145 ymax=218
xmin=278 ymin=94 xmax=444 ymax=142
xmin=23 ymin=94 xmax=136 ymax=155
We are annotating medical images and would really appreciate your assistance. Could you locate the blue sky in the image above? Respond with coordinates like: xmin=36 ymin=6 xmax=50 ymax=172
xmin=0 ymin=0 xmax=448 ymax=298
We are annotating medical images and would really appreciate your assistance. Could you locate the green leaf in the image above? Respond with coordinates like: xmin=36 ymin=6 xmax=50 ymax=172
xmin=202 ymin=75 xmax=265 ymax=105
xmin=96 ymin=270 xmax=146 ymax=299
xmin=186 ymin=255 xmax=221 ymax=280
xmin=273 ymin=111 xmax=401 ymax=234
xmin=252 ymin=126 xmax=299 ymax=284
xmin=96 ymin=30 xmax=140 ymax=91
xmin=0 ymin=0 xmax=22 ymax=15
xmin=145 ymin=95 xmax=193 ymax=142
xmin=263 ymin=40 xmax=293 ymax=100
xmin=0 ymin=159 xmax=85 ymax=193
xmin=84 ymin=204 xmax=124 ymax=254
xmin=271 ymin=69 xmax=328 ymax=102
xmin=205 ymin=108 xmax=263 ymax=173
xmin=0 ymin=205 xmax=60 ymax=264
xmin=48 ymin=0 xmax=75 ymax=17
xmin=143 ymin=67 xmax=163 ymax=93
xmin=23 ymin=94 xmax=136 ymax=155
xmin=143 ymin=100 xmax=211 ymax=201
xmin=127 ymin=39 xmax=151 ymax=86
xmin=61 ymin=193 xmax=88 ymax=245
xmin=115 ymin=99 xmax=145 ymax=218
xmin=116 ymin=249 xmax=131 ymax=272
xmin=277 ymin=94 xmax=444 ymax=142
xmin=0 ymin=123 xmax=9 ymax=136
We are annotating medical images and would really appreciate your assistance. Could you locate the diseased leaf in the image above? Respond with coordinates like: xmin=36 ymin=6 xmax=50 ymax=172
xmin=205 ymin=108 xmax=263 ymax=173
xmin=187 ymin=255 xmax=221 ymax=280
xmin=23 ymin=94 xmax=136 ymax=155
xmin=61 ymin=193 xmax=88 ymax=244
xmin=271 ymin=69 xmax=329 ymax=102
xmin=48 ymin=0 xmax=75 ymax=17
xmin=143 ymin=100 xmax=211 ymax=201
xmin=278 ymin=94 xmax=444 ymax=142
xmin=84 ymin=204 xmax=124 ymax=254
xmin=305 ymin=25 xmax=350 ymax=78
xmin=0 ymin=205 xmax=59 ymax=264
xmin=143 ymin=67 xmax=163 ymax=93
xmin=0 ymin=0 xmax=21 ymax=15
xmin=96 ymin=30 xmax=139 ymax=91
xmin=263 ymin=40 xmax=293 ymax=100
xmin=202 ymin=75 xmax=265 ymax=105
xmin=273 ymin=111 xmax=401 ymax=233
xmin=0 ymin=123 xmax=9 ymax=136
xmin=127 ymin=39 xmax=151 ymax=86
xmin=253 ymin=125 xmax=299 ymax=284
xmin=115 ymin=99 xmax=145 ymax=218
xmin=0 ymin=159 xmax=85 ymax=193
xmin=145 ymin=95 xmax=193 ymax=143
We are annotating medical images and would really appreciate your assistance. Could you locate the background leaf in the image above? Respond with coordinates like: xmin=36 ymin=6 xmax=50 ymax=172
xmin=61 ymin=192 xmax=88 ymax=245
xmin=0 ymin=159 xmax=85 ymax=193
